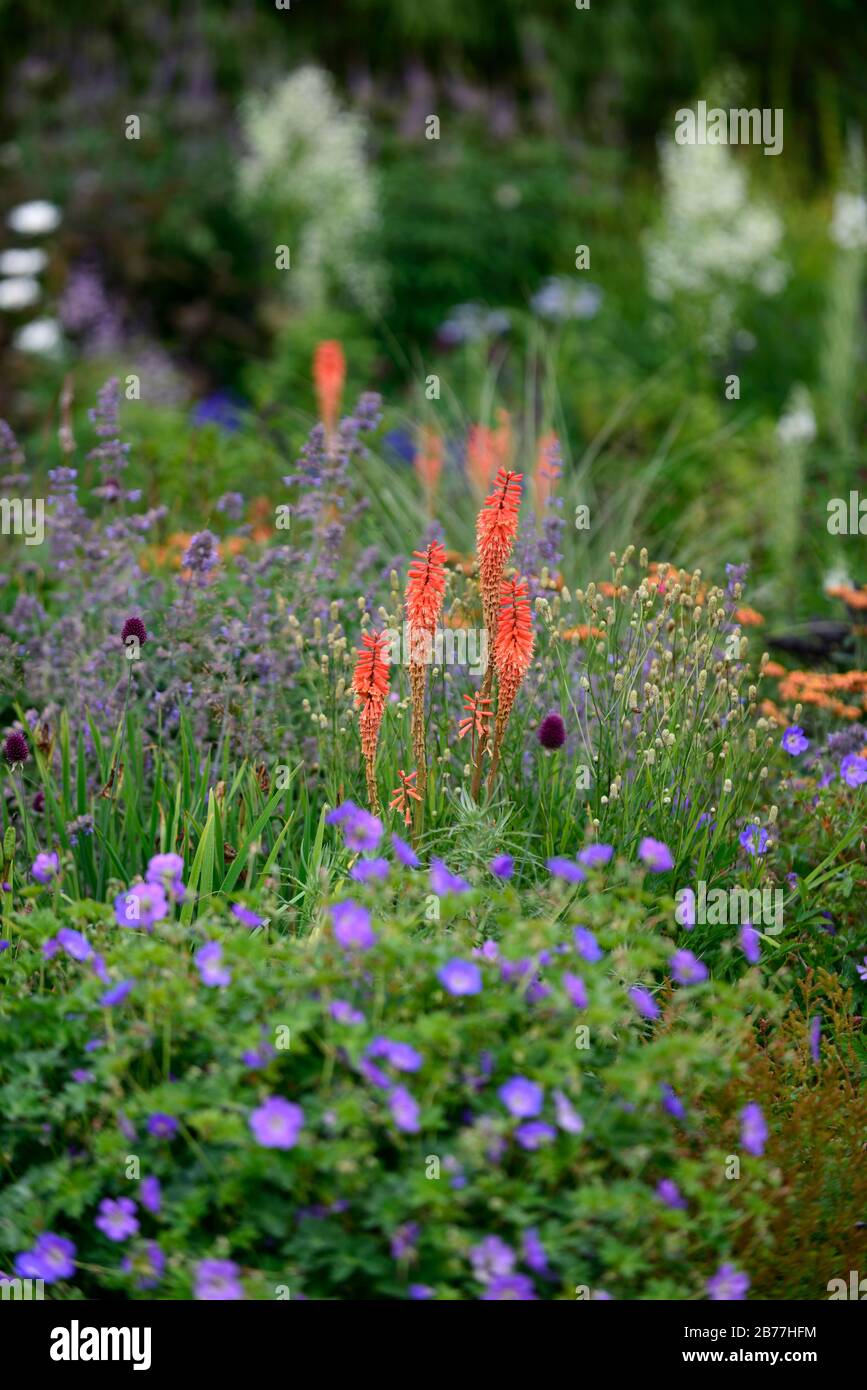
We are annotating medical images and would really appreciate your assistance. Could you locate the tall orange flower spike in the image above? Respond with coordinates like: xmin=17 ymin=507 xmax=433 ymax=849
xmin=470 ymin=466 xmax=524 ymax=798
xmin=488 ymin=577 xmax=534 ymax=791
xmin=404 ymin=540 xmax=447 ymax=836
xmin=466 ymin=410 xmax=511 ymax=497
xmin=389 ymin=769 xmax=422 ymax=826
xmin=414 ymin=427 xmax=444 ymax=515
xmin=313 ymin=340 xmax=345 ymax=440
xmin=352 ymin=629 xmax=390 ymax=812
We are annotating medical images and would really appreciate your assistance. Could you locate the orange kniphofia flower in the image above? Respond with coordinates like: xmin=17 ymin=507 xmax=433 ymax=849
xmin=414 ymin=427 xmax=444 ymax=508
xmin=466 ymin=410 xmax=511 ymax=497
xmin=389 ymin=769 xmax=422 ymax=826
xmin=352 ymin=630 xmax=390 ymax=809
xmin=313 ymin=340 xmax=346 ymax=437
xmin=494 ymin=577 xmax=534 ymax=685
xmin=405 ymin=540 xmax=447 ymax=639
xmin=458 ymin=693 xmax=493 ymax=742
xmin=476 ymin=467 xmax=523 ymax=635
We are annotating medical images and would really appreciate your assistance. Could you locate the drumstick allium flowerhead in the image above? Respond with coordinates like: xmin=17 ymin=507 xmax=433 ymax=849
xmin=352 ymin=630 xmax=390 ymax=812
xmin=3 ymin=730 xmax=29 ymax=769
xmin=121 ymin=616 xmax=147 ymax=647
xmin=313 ymin=340 xmax=345 ymax=438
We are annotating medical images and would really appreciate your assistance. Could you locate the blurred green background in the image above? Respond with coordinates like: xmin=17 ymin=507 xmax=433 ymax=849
xmin=1 ymin=0 xmax=866 ymax=616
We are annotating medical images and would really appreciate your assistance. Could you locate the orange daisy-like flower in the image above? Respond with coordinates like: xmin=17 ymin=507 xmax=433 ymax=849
xmin=405 ymin=540 xmax=447 ymax=641
xmin=389 ymin=768 xmax=422 ymax=826
xmin=313 ymin=340 xmax=345 ymax=437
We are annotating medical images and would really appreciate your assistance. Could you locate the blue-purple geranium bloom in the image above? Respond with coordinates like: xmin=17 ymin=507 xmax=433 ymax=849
xmin=15 ymin=1232 xmax=76 ymax=1283
xmin=490 ymin=853 xmax=514 ymax=879
xmin=391 ymin=832 xmax=420 ymax=868
xmin=350 ymin=856 xmax=390 ymax=883
xmin=100 ymin=980 xmax=134 ymax=1007
xmin=331 ymin=899 xmax=377 ymax=950
xmin=546 ymin=856 xmax=585 ymax=884
xmin=740 ymin=1102 xmax=767 ymax=1156
xmin=56 ymin=926 xmax=92 ymax=962
xmin=438 ymin=958 xmax=483 ymax=996
xmin=95 ymin=1197 xmax=139 ymax=1242
xmin=499 ymin=1076 xmax=544 ymax=1118
xmin=578 ymin=843 xmax=613 ymax=868
xmin=147 ymin=1112 xmax=178 ymax=1140
xmin=840 ymin=754 xmax=867 ymax=788
xmin=781 ymin=725 xmax=809 ymax=756
xmin=114 ymin=881 xmax=169 ymax=930
xmin=389 ymin=1085 xmax=421 ymax=1133
xmin=196 ymin=941 xmax=231 ymax=988
xmin=629 ymin=986 xmax=660 ymax=1020
xmin=707 ymin=1263 xmax=750 ymax=1300
xmin=669 ymin=949 xmax=708 ymax=986
xmin=231 ymin=903 xmax=264 ymax=928
xmin=655 ymin=1178 xmax=688 ymax=1211
xmin=430 ymin=858 xmax=471 ymax=895
xmin=32 ymin=850 xmax=59 ymax=884
xmin=739 ymin=923 xmax=761 ymax=965
xmin=573 ymin=926 xmax=603 ymax=962
xmin=195 ymin=1258 xmax=244 ymax=1301
xmin=249 ymin=1096 xmax=304 ymax=1149
xmin=563 ymin=972 xmax=588 ymax=1008
xmin=739 ymin=825 xmax=769 ymax=856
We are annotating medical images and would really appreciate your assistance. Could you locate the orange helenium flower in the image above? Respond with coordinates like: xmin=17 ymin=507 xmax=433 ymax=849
xmin=313 ymin=340 xmax=345 ymax=438
xmin=352 ymin=630 xmax=390 ymax=811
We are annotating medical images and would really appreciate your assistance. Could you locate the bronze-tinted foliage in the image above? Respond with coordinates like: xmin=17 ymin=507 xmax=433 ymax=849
xmin=726 ymin=971 xmax=867 ymax=1298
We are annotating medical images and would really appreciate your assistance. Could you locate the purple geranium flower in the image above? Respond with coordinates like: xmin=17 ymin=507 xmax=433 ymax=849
xmin=430 ymin=858 xmax=471 ymax=895
xmin=469 ymin=1235 xmax=515 ymax=1283
xmin=389 ymin=1085 xmax=421 ymax=1133
xmin=675 ymin=887 xmax=696 ymax=929
xmin=391 ymin=833 xmax=420 ymax=868
xmin=350 ymin=856 xmax=390 ymax=883
xmin=739 ymin=825 xmax=768 ymax=856
xmin=655 ymin=1178 xmax=687 ymax=1210
xmin=553 ymin=1089 xmax=584 ymax=1134
xmin=638 ymin=837 xmax=674 ymax=872
xmin=114 ymin=881 xmax=169 ymax=930
xmin=840 ymin=754 xmax=867 ymax=788
xmin=707 ymin=1262 xmax=750 ymax=1300
xmin=331 ymin=899 xmax=377 ymax=950
xmin=809 ymin=1014 xmax=821 ymax=1063
xmin=781 ymin=726 xmax=809 ymax=756
xmin=740 ymin=1102 xmax=767 ymax=1156
xmin=15 ymin=1232 xmax=75 ymax=1283
xmin=661 ymin=1084 xmax=686 ymax=1120
xmin=515 ymin=1120 xmax=557 ymax=1150
xmin=438 ymin=958 xmax=483 ymax=996
xmin=563 ymin=971 xmax=588 ymax=1008
xmin=739 ymin=923 xmax=761 ymax=965
xmin=855 ymin=954 xmax=867 ymax=982
xmin=122 ymin=1240 xmax=165 ymax=1291
xmin=669 ymin=949 xmax=708 ymax=986
xmin=480 ymin=1274 xmax=537 ymax=1300
xmin=490 ymin=853 xmax=514 ymax=879
xmin=147 ymin=1113 xmax=178 ymax=1140
xmin=573 ymin=926 xmax=603 ymax=962
xmin=146 ymin=852 xmax=185 ymax=899
xmin=195 ymin=1258 xmax=244 ymax=1301
xmin=231 ymin=903 xmax=264 ymax=928
xmin=95 ymin=1197 xmax=139 ymax=1242
xmin=629 ymin=986 xmax=660 ymax=1020
xmin=343 ymin=808 xmax=383 ymax=853
xmin=140 ymin=1176 xmax=161 ymax=1214
xmin=329 ymin=999 xmax=365 ymax=1025
xmin=409 ymin=1283 xmax=434 ymax=1299
xmin=249 ymin=1096 xmax=304 ymax=1149
xmin=56 ymin=926 xmax=92 ymax=962
xmin=546 ymin=856 xmax=585 ymax=884
xmin=499 ymin=1076 xmax=544 ymax=1118
xmin=522 ymin=1227 xmax=550 ymax=1275
xmin=32 ymin=850 xmax=59 ymax=884
xmin=100 ymin=980 xmax=134 ymax=1007
xmin=196 ymin=941 xmax=231 ymax=988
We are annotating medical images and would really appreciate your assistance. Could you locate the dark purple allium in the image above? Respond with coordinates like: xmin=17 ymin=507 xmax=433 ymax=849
xmin=121 ymin=616 xmax=147 ymax=646
xmin=3 ymin=730 xmax=29 ymax=768
xmin=537 ymin=711 xmax=566 ymax=750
